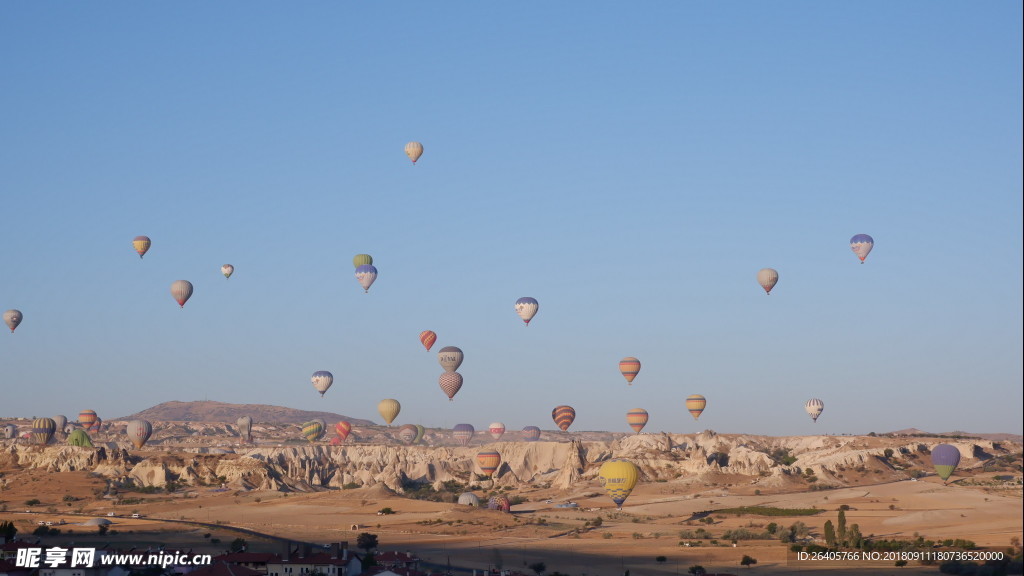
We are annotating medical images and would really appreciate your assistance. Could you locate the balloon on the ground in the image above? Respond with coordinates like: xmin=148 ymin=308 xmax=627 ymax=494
xmin=237 ymin=416 xmax=253 ymax=442
xmin=334 ymin=421 xmax=352 ymax=443
xmin=488 ymin=495 xmax=511 ymax=512
xmin=931 ymin=444 xmax=961 ymax=482
xmin=686 ymin=395 xmax=707 ymax=420
xmin=439 ymin=372 xmax=464 ymax=401
xmin=302 ymin=420 xmax=325 ymax=442
xmin=458 ymin=492 xmax=480 ymax=506
xmin=31 ymin=418 xmax=56 ymax=445
xmin=452 ymin=423 xmax=475 ymax=446
xmin=514 ymin=297 xmax=539 ymax=326
xmin=757 ymin=268 xmax=779 ymax=295
xmin=438 ymin=346 xmax=464 ymax=372
xmin=488 ymin=422 xmax=506 ymax=441
xmin=221 ymin=264 xmax=234 ymax=278
xmin=805 ymin=398 xmax=824 ymax=422
xmin=476 ymin=450 xmax=501 ymax=477
xmin=67 ymin=429 xmax=93 ymax=447
xmin=405 ymin=141 xmax=424 ymax=164
xmin=521 ymin=426 xmax=541 ymax=442
xmin=599 ymin=459 xmax=640 ymax=510
xmin=419 ymin=330 xmax=437 ymax=351
xmin=4 ymin=310 xmax=23 ymax=333
xmin=126 ymin=420 xmax=153 ymax=449
xmin=625 ymin=409 xmax=649 ymax=434
xmin=378 ymin=399 xmax=401 ymax=425
xmin=355 ymin=264 xmax=378 ymax=293
xmin=311 ymin=371 xmax=334 ymax=397
xmin=353 ymin=254 xmax=373 ymax=268
xmin=619 ymin=357 xmax=641 ymax=384
xmin=3 ymin=424 xmax=17 ymax=439
xmin=171 ymin=280 xmax=194 ymax=308
xmin=850 ymin=234 xmax=874 ymax=263
xmin=133 ymin=236 xmax=151 ymax=259
xmin=552 ymin=405 xmax=576 ymax=431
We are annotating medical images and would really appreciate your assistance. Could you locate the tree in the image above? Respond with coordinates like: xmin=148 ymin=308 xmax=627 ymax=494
xmin=824 ymin=520 xmax=836 ymax=548
xmin=356 ymin=532 xmax=379 ymax=552
xmin=884 ymin=448 xmax=895 ymax=459
xmin=895 ymin=560 xmax=908 ymax=567
xmin=98 ymin=524 xmax=109 ymax=536
xmin=847 ymin=524 xmax=864 ymax=549
xmin=656 ymin=556 xmax=667 ymax=563
xmin=837 ymin=510 xmax=847 ymax=545
xmin=740 ymin=555 xmax=758 ymax=567
xmin=591 ymin=516 xmax=603 ymax=527
xmin=687 ymin=566 xmax=706 ymax=576
xmin=0 ymin=520 xmax=17 ymax=540
xmin=230 ymin=538 xmax=247 ymax=553
xmin=528 ymin=561 xmax=546 ymax=576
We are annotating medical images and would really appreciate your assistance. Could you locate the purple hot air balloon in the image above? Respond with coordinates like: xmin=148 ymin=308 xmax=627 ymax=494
xmin=931 ymin=444 xmax=961 ymax=483
xmin=452 ymin=423 xmax=475 ymax=446
xmin=521 ymin=426 xmax=541 ymax=442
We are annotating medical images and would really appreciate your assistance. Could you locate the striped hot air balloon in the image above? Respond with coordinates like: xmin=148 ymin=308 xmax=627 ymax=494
xmin=439 ymin=372 xmax=463 ymax=401
xmin=334 ymin=421 xmax=352 ymax=443
xmin=805 ymin=398 xmax=824 ymax=422
xmin=685 ymin=395 xmax=707 ymax=420
xmin=438 ymin=346 xmax=464 ymax=372
xmin=850 ymin=234 xmax=874 ymax=263
xmin=301 ymin=420 xmax=325 ymax=442
xmin=311 ymin=371 xmax=334 ymax=397
xmin=521 ymin=426 xmax=541 ymax=442
xmin=31 ymin=418 xmax=56 ymax=445
xmin=625 ymin=409 xmax=649 ymax=434
xmin=419 ymin=330 xmax=437 ymax=351
xmin=757 ymin=268 xmax=779 ymax=295
xmin=619 ymin=357 xmax=641 ymax=384
xmin=353 ymin=254 xmax=373 ymax=268
xmin=78 ymin=410 xmax=98 ymax=430
xmin=599 ymin=459 xmax=640 ymax=510
xmin=405 ymin=141 xmax=424 ymax=164
xmin=378 ymin=399 xmax=401 ymax=425
xmin=452 ymin=423 xmax=475 ymax=446
xmin=551 ymin=405 xmax=576 ymax=431
xmin=4 ymin=309 xmax=23 ymax=333
xmin=132 ymin=236 xmax=151 ymax=259
xmin=126 ymin=420 xmax=153 ymax=449
xmin=488 ymin=422 xmax=506 ymax=441
xmin=514 ymin=297 xmax=539 ymax=326
xmin=413 ymin=424 xmax=426 ymax=445
xmin=355 ymin=264 xmax=377 ymax=293
xmin=931 ymin=444 xmax=961 ymax=483
xmin=476 ymin=451 xmax=502 ymax=477
xmin=398 ymin=424 xmax=418 ymax=445
xmin=170 ymin=280 xmax=194 ymax=308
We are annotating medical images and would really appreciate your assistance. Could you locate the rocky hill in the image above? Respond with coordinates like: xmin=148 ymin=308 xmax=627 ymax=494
xmin=116 ymin=400 xmax=375 ymax=426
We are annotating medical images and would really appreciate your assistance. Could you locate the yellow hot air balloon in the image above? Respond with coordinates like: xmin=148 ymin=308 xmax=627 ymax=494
xmin=378 ymin=399 xmax=401 ymax=426
xmin=686 ymin=395 xmax=706 ymax=420
xmin=598 ymin=459 xmax=639 ymax=510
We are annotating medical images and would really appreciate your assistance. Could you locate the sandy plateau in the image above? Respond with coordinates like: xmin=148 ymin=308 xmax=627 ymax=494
xmin=1 ymin=419 xmax=1021 ymax=576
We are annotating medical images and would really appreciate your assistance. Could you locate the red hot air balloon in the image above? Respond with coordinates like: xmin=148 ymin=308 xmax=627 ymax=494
xmin=419 ymin=330 xmax=437 ymax=351
xmin=334 ymin=421 xmax=352 ymax=443
xmin=551 ymin=405 xmax=576 ymax=431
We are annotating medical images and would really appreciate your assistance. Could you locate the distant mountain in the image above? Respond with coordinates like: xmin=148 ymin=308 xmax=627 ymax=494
xmin=116 ymin=400 xmax=375 ymax=426
xmin=885 ymin=428 xmax=1021 ymax=442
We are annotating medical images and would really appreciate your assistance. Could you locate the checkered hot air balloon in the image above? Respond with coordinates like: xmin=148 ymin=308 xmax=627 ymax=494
xmin=439 ymin=372 xmax=463 ymax=401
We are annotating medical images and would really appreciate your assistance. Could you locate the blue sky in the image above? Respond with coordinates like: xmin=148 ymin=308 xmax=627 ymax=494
xmin=2 ymin=3 xmax=1021 ymax=436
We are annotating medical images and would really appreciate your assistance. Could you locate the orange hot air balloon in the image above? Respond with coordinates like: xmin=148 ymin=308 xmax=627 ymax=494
xmin=619 ymin=357 xmax=641 ymax=384
xmin=133 ymin=236 xmax=151 ymax=259
xmin=476 ymin=451 xmax=502 ymax=477
xmin=334 ymin=421 xmax=352 ymax=443
xmin=625 ymin=408 xmax=649 ymax=434
xmin=78 ymin=410 xmax=98 ymax=429
xmin=551 ymin=405 xmax=576 ymax=431
xmin=419 ymin=330 xmax=437 ymax=351
xmin=685 ymin=395 xmax=707 ymax=420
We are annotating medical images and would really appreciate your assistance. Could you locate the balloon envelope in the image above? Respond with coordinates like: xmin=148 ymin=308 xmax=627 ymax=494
xmin=353 ymin=254 xmax=373 ymax=268
xmin=405 ymin=141 xmax=424 ymax=164
xmin=438 ymin=346 xmax=464 ymax=372
xmin=685 ymin=395 xmax=707 ymax=420
xmin=850 ymin=234 xmax=874 ymax=263
xmin=170 ymin=280 xmax=194 ymax=307
xmin=452 ymin=423 xmax=475 ymax=446
xmin=625 ymin=409 xmax=649 ymax=434
xmin=311 ymin=371 xmax=334 ymax=397
xmin=53 ymin=415 xmax=68 ymax=436
xmin=439 ymin=372 xmax=464 ymax=401
xmin=237 ymin=416 xmax=253 ymax=442
xmin=355 ymin=264 xmax=378 ymax=292
xmin=133 ymin=236 xmax=151 ymax=259
xmin=521 ymin=426 xmax=541 ymax=442
xmin=221 ymin=264 xmax=234 ymax=278
xmin=458 ymin=492 xmax=480 ymax=506
xmin=757 ymin=268 xmax=779 ymax=295
xmin=31 ymin=418 xmax=56 ymax=445
xmin=488 ymin=422 xmax=506 ymax=441
xmin=619 ymin=357 xmax=641 ymax=384
xmin=126 ymin=420 xmax=153 ymax=449
xmin=4 ymin=309 xmax=23 ymax=333
xmin=476 ymin=451 xmax=501 ymax=477
xmin=398 ymin=424 xmax=418 ymax=445
xmin=3 ymin=424 xmax=17 ymax=439
xmin=514 ymin=297 xmax=539 ymax=325
xmin=419 ymin=330 xmax=437 ymax=351
xmin=334 ymin=421 xmax=352 ymax=443
xmin=79 ymin=410 xmax=97 ymax=429
xmin=805 ymin=398 xmax=824 ymax=422
xmin=599 ymin=459 xmax=640 ymax=509
xmin=414 ymin=424 xmax=426 ymax=444
xmin=488 ymin=495 xmax=511 ymax=512
xmin=378 ymin=399 xmax=401 ymax=425
xmin=931 ymin=444 xmax=961 ymax=482
xmin=67 ymin=429 xmax=93 ymax=447
xmin=552 ymin=405 xmax=576 ymax=431
xmin=301 ymin=420 xmax=325 ymax=442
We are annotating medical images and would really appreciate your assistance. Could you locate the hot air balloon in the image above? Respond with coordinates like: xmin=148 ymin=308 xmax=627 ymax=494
xmin=521 ymin=426 xmax=541 ymax=442
xmin=804 ymin=398 xmax=824 ymax=423
xmin=53 ymin=415 xmax=68 ymax=437
xmin=458 ymin=492 xmax=480 ymax=506
xmin=488 ymin=422 xmax=506 ymax=441
xmin=931 ymin=444 xmax=961 ymax=483
xmin=78 ymin=410 xmax=97 ymax=430
xmin=552 ymin=405 xmax=576 ymax=431
xmin=221 ymin=264 xmax=234 ymax=279
xmin=452 ymin=423 xmax=475 ymax=446
xmin=619 ymin=357 xmax=641 ymax=384
xmin=133 ymin=236 xmax=151 ymax=259
xmin=414 ymin=424 xmax=426 ymax=445
xmin=67 ymin=429 xmax=93 ymax=447
xmin=685 ymin=395 xmax=706 ymax=420
xmin=599 ymin=459 xmax=640 ymax=510
xmin=378 ymin=399 xmax=401 ymax=426
xmin=237 ymin=416 xmax=253 ymax=442
xmin=398 ymin=424 xmax=418 ymax=445
xmin=514 ymin=297 xmax=539 ymax=326
xmin=625 ymin=409 xmax=649 ymax=434
xmin=438 ymin=346 xmax=464 ymax=372
xmin=476 ymin=451 xmax=502 ymax=477
xmin=850 ymin=234 xmax=874 ymax=263
xmin=4 ymin=310 xmax=23 ymax=333
xmin=3 ymin=424 xmax=17 ymax=439
xmin=90 ymin=417 xmax=103 ymax=434
xmin=405 ymin=141 xmax=424 ymax=164
xmin=419 ymin=330 xmax=437 ymax=351
xmin=334 ymin=421 xmax=352 ymax=443
xmin=126 ymin=420 xmax=153 ymax=449
xmin=311 ymin=371 xmax=334 ymax=397
xmin=488 ymin=495 xmax=511 ymax=512
xmin=439 ymin=372 xmax=464 ymax=401
xmin=171 ymin=280 xmax=194 ymax=308
xmin=757 ymin=268 xmax=779 ymax=295
xmin=355 ymin=264 xmax=377 ymax=293
xmin=302 ymin=420 xmax=325 ymax=443
xmin=353 ymin=254 xmax=373 ymax=268
xmin=31 ymin=418 xmax=56 ymax=445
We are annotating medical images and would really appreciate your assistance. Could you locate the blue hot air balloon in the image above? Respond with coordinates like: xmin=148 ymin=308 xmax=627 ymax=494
xmin=931 ymin=444 xmax=961 ymax=483
xmin=850 ymin=234 xmax=874 ymax=263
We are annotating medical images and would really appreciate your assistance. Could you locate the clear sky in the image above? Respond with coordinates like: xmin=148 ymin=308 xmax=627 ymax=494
xmin=2 ymin=3 xmax=1021 ymax=437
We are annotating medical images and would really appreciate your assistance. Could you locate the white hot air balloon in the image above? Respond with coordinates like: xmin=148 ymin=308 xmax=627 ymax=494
xmin=757 ymin=268 xmax=779 ymax=295
xmin=405 ymin=141 xmax=424 ymax=164
xmin=311 ymin=371 xmax=334 ymax=397
xmin=805 ymin=398 xmax=824 ymax=422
